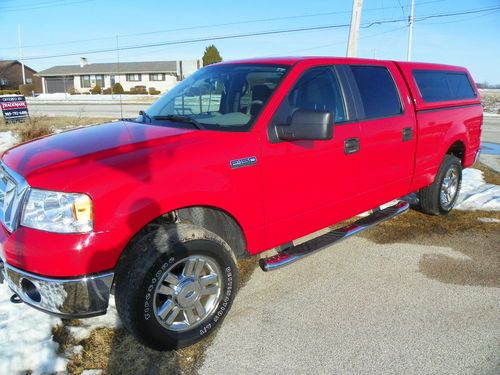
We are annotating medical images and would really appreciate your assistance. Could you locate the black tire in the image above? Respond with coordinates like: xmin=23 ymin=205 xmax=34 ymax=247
xmin=114 ymin=224 xmax=239 ymax=350
xmin=419 ymin=154 xmax=462 ymax=215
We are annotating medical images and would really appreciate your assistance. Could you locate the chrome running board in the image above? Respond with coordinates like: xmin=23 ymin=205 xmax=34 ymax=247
xmin=259 ymin=201 xmax=409 ymax=272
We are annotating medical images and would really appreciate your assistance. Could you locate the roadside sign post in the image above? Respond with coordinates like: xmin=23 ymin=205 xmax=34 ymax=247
xmin=0 ymin=95 xmax=29 ymax=123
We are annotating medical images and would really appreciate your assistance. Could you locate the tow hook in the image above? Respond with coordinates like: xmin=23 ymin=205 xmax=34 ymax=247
xmin=10 ymin=294 xmax=23 ymax=304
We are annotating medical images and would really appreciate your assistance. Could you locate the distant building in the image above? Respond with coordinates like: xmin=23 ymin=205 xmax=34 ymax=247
xmin=0 ymin=60 xmax=43 ymax=92
xmin=37 ymin=60 xmax=202 ymax=94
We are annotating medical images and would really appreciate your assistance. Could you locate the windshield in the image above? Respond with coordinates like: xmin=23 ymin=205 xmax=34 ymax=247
xmin=144 ymin=64 xmax=289 ymax=131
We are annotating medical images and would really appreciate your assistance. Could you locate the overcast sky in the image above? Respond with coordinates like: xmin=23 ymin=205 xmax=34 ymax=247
xmin=0 ymin=0 xmax=499 ymax=83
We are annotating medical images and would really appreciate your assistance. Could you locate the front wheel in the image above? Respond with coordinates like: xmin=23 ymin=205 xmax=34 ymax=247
xmin=114 ymin=224 xmax=239 ymax=350
xmin=419 ymin=154 xmax=462 ymax=215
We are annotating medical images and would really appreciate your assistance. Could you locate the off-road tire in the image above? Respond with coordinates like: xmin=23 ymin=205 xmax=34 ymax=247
xmin=419 ymin=154 xmax=462 ymax=215
xmin=114 ymin=224 xmax=239 ymax=350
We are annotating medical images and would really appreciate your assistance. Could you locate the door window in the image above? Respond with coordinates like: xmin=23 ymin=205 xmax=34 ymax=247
xmin=273 ymin=67 xmax=346 ymax=125
xmin=350 ymin=65 xmax=402 ymax=119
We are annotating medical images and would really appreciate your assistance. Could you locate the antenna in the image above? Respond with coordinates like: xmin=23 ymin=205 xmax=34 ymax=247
xmin=116 ymin=35 xmax=123 ymax=119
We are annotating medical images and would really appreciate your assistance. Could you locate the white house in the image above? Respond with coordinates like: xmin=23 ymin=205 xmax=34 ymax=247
xmin=37 ymin=60 xmax=202 ymax=94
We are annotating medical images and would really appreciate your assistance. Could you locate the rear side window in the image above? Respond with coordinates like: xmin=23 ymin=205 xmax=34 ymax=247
xmin=413 ymin=70 xmax=476 ymax=102
xmin=350 ymin=65 xmax=402 ymax=119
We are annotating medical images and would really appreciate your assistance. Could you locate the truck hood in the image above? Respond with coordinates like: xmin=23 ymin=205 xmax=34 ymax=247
xmin=2 ymin=120 xmax=196 ymax=184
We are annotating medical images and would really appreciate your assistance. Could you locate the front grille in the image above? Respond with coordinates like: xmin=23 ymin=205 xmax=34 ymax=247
xmin=0 ymin=163 xmax=29 ymax=232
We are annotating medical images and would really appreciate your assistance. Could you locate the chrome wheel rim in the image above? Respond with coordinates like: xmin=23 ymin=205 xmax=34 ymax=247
xmin=440 ymin=167 xmax=459 ymax=207
xmin=153 ymin=255 xmax=223 ymax=332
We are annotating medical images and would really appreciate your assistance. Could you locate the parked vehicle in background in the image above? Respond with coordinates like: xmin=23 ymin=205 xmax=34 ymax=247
xmin=0 ymin=57 xmax=482 ymax=350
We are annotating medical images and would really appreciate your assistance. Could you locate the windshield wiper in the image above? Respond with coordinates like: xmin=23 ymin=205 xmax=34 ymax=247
xmin=153 ymin=114 xmax=204 ymax=130
xmin=139 ymin=110 xmax=153 ymax=123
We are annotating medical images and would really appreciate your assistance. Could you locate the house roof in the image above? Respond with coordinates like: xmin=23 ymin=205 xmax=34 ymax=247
xmin=0 ymin=60 xmax=37 ymax=74
xmin=37 ymin=61 xmax=179 ymax=76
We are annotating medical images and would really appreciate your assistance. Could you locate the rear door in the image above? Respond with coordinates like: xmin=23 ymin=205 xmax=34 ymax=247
xmin=346 ymin=63 xmax=417 ymax=207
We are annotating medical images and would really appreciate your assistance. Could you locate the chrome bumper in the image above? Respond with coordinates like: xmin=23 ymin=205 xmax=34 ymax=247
xmin=1 ymin=262 xmax=114 ymax=318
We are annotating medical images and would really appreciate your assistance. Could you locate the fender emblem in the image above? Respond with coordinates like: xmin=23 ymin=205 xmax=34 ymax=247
xmin=230 ymin=156 xmax=257 ymax=169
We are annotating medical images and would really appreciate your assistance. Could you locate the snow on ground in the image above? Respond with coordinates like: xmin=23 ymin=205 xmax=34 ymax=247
xmin=0 ymin=280 xmax=120 ymax=375
xmin=0 ymin=131 xmax=18 ymax=153
xmin=0 ymin=283 xmax=67 ymax=375
xmin=455 ymin=168 xmax=500 ymax=211
xmin=28 ymin=93 xmax=160 ymax=102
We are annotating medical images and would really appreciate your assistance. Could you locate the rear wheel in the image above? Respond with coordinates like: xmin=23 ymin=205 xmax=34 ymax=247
xmin=420 ymin=155 xmax=462 ymax=215
xmin=114 ymin=224 xmax=238 ymax=350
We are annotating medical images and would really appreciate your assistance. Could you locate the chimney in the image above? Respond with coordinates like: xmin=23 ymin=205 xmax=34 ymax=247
xmin=80 ymin=57 xmax=88 ymax=68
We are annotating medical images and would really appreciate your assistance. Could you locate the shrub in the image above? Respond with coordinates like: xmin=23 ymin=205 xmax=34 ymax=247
xmin=69 ymin=88 xmax=79 ymax=95
xmin=131 ymin=85 xmax=147 ymax=94
xmin=102 ymin=87 xmax=112 ymax=95
xmin=19 ymin=84 xmax=35 ymax=97
xmin=112 ymin=83 xmax=124 ymax=94
xmin=0 ymin=89 xmax=21 ymax=95
xmin=148 ymin=87 xmax=161 ymax=95
xmin=18 ymin=118 xmax=54 ymax=142
xmin=90 ymin=84 xmax=102 ymax=94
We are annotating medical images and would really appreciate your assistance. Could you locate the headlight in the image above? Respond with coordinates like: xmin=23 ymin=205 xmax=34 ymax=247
xmin=21 ymin=189 xmax=93 ymax=233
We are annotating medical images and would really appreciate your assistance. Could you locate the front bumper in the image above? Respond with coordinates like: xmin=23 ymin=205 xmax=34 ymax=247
xmin=1 ymin=260 xmax=114 ymax=318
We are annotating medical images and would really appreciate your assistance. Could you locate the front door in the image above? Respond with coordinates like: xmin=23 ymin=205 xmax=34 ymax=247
xmin=260 ymin=66 xmax=363 ymax=249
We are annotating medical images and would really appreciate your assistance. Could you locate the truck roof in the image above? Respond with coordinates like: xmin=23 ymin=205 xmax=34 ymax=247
xmin=219 ymin=56 xmax=467 ymax=72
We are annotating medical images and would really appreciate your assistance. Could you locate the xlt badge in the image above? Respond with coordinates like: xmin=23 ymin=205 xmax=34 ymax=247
xmin=230 ymin=156 xmax=257 ymax=169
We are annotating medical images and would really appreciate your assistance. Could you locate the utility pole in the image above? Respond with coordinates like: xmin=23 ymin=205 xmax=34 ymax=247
xmin=116 ymin=35 xmax=123 ymax=119
xmin=346 ymin=0 xmax=363 ymax=57
xmin=407 ymin=0 xmax=415 ymax=61
xmin=17 ymin=24 xmax=26 ymax=85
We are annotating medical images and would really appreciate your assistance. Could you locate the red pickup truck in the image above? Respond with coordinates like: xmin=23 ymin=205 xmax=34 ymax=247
xmin=0 ymin=57 xmax=482 ymax=350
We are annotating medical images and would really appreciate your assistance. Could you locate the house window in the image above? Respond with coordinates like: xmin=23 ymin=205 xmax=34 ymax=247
xmin=126 ymin=74 xmax=141 ymax=82
xmin=95 ymin=75 xmax=105 ymax=87
xmin=149 ymin=73 xmax=165 ymax=81
xmin=81 ymin=75 xmax=105 ymax=88
xmin=80 ymin=75 xmax=91 ymax=88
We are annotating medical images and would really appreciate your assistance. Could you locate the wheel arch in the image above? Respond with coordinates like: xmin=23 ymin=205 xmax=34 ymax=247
xmin=445 ymin=139 xmax=466 ymax=165
xmin=120 ymin=205 xmax=249 ymax=265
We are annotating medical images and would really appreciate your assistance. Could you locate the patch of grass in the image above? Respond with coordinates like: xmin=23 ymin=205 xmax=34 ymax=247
xmin=359 ymin=209 xmax=500 ymax=245
xmin=480 ymin=90 xmax=500 ymax=114
xmin=0 ymin=115 xmax=110 ymax=132
xmin=475 ymin=162 xmax=500 ymax=185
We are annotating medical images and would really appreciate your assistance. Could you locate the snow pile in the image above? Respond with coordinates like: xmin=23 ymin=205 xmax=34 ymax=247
xmin=0 ymin=284 xmax=67 ymax=375
xmin=30 ymin=93 xmax=160 ymax=102
xmin=0 ymin=131 xmax=18 ymax=153
xmin=455 ymin=168 xmax=500 ymax=211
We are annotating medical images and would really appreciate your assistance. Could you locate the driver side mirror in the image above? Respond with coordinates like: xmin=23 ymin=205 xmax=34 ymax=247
xmin=275 ymin=109 xmax=333 ymax=141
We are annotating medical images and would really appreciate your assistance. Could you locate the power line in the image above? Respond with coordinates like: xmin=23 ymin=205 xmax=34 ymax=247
xmin=8 ymin=5 xmax=500 ymax=62
xmin=268 ymin=25 xmax=407 ymax=56
xmin=0 ymin=0 xmax=95 ymax=12
xmin=0 ymin=0 xmax=445 ymax=50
